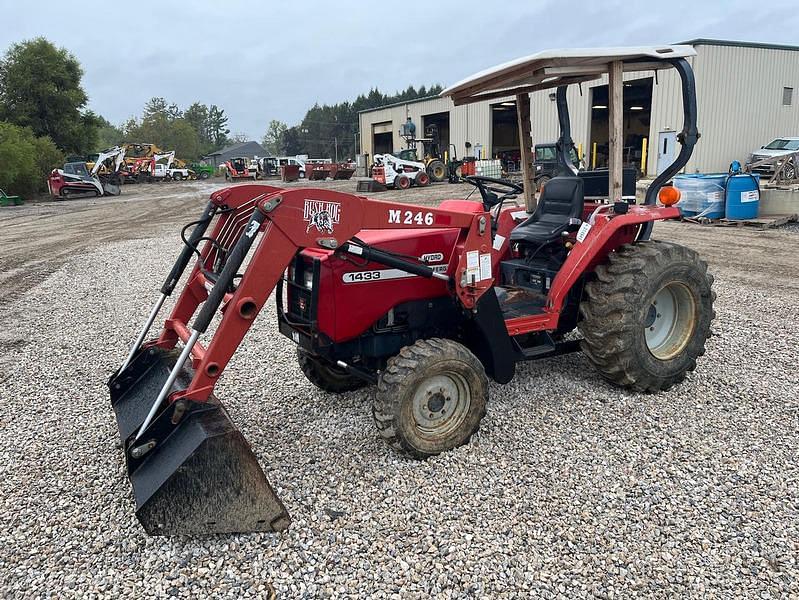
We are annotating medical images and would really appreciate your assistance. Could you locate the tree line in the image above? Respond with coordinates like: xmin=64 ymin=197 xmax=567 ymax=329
xmin=103 ymin=98 xmax=234 ymax=160
xmin=0 ymin=37 xmax=236 ymax=196
xmin=0 ymin=35 xmax=442 ymax=197
xmin=262 ymin=84 xmax=443 ymax=160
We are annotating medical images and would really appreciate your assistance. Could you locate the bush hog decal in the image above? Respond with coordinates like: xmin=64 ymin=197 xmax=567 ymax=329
xmin=304 ymin=199 xmax=341 ymax=233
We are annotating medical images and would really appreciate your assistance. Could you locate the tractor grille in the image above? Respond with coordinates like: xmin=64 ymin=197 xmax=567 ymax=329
xmin=289 ymin=287 xmax=312 ymax=321
xmin=285 ymin=256 xmax=318 ymax=323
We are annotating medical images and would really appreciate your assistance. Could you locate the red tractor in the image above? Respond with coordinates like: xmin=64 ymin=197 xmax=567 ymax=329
xmin=225 ymin=157 xmax=257 ymax=181
xmin=109 ymin=46 xmax=714 ymax=535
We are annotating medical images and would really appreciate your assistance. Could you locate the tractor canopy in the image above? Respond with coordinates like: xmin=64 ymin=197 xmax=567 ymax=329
xmin=441 ymin=45 xmax=696 ymax=104
xmin=440 ymin=45 xmax=699 ymax=218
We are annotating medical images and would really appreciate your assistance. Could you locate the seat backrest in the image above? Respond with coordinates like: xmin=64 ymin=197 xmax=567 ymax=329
xmin=535 ymin=176 xmax=584 ymax=219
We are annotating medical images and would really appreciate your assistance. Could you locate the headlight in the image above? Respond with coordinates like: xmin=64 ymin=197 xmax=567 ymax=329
xmin=303 ymin=270 xmax=313 ymax=289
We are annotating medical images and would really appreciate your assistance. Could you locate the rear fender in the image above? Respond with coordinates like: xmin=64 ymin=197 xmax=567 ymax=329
xmin=547 ymin=205 xmax=680 ymax=314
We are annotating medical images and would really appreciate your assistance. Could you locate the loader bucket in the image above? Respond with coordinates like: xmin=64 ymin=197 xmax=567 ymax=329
xmin=108 ymin=346 xmax=290 ymax=535
xmin=102 ymin=182 xmax=121 ymax=196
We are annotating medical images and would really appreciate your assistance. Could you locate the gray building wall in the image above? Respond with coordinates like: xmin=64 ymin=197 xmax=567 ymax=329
xmin=359 ymin=41 xmax=799 ymax=175
xmin=690 ymin=43 xmax=799 ymax=172
xmin=360 ymin=97 xmax=492 ymax=162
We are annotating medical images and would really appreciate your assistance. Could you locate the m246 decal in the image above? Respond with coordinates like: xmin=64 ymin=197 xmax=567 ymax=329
xmin=388 ymin=209 xmax=434 ymax=225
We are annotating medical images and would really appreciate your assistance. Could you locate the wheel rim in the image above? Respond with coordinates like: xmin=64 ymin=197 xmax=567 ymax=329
xmin=411 ymin=372 xmax=471 ymax=440
xmin=433 ymin=165 xmax=444 ymax=179
xmin=644 ymin=281 xmax=697 ymax=360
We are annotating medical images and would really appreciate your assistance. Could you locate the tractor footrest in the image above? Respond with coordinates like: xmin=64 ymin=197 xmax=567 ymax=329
xmin=495 ymin=286 xmax=546 ymax=319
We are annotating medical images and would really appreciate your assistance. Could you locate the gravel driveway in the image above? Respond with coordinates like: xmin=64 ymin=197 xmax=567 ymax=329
xmin=0 ymin=182 xmax=797 ymax=597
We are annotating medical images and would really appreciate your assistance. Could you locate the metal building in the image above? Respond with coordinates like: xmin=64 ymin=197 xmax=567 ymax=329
xmin=358 ymin=39 xmax=799 ymax=176
xmin=202 ymin=141 xmax=269 ymax=169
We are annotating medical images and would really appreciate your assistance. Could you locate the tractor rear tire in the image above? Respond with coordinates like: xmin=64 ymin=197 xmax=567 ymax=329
xmin=373 ymin=338 xmax=488 ymax=459
xmin=297 ymin=348 xmax=366 ymax=393
xmin=427 ymin=159 xmax=447 ymax=183
xmin=578 ymin=241 xmax=715 ymax=392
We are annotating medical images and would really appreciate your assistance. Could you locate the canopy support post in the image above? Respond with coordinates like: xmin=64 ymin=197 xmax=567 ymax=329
xmin=608 ymin=60 xmax=624 ymax=203
xmin=516 ymin=93 xmax=536 ymax=212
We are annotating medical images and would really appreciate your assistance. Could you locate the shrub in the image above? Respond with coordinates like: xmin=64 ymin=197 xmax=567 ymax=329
xmin=0 ymin=121 xmax=63 ymax=197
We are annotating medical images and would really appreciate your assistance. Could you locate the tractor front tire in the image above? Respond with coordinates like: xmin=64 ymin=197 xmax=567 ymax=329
xmin=373 ymin=338 xmax=488 ymax=459
xmin=395 ymin=174 xmax=411 ymax=190
xmin=578 ymin=241 xmax=715 ymax=392
xmin=297 ymin=348 xmax=366 ymax=393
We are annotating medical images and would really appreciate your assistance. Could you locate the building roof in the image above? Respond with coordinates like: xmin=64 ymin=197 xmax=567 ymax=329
xmin=358 ymin=95 xmax=441 ymax=115
xmin=441 ymin=45 xmax=696 ymax=106
xmin=680 ymin=38 xmax=799 ymax=52
xmin=204 ymin=140 xmax=267 ymax=157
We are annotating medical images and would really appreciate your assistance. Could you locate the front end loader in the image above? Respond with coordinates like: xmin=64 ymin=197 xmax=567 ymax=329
xmin=109 ymin=45 xmax=714 ymax=535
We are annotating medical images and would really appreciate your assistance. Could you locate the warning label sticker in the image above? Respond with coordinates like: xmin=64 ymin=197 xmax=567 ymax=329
xmin=479 ymin=253 xmax=492 ymax=281
xmin=740 ymin=190 xmax=759 ymax=203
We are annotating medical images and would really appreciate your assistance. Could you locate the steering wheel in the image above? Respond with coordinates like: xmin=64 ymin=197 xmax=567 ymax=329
xmin=463 ymin=175 xmax=524 ymax=210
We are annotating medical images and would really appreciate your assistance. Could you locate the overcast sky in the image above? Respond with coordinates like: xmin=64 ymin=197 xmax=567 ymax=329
xmin=2 ymin=0 xmax=797 ymax=140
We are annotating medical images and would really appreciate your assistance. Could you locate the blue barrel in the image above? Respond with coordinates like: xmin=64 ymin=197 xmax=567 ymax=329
xmin=725 ymin=173 xmax=760 ymax=220
xmin=673 ymin=174 xmax=726 ymax=219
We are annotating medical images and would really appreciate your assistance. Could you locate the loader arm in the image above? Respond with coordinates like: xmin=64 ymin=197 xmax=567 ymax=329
xmin=150 ymin=185 xmax=493 ymax=406
xmin=90 ymin=146 xmax=126 ymax=176
xmin=108 ymin=184 xmax=497 ymax=535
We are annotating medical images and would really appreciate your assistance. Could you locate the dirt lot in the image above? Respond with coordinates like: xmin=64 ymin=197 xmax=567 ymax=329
xmin=0 ymin=178 xmax=797 ymax=597
xmin=0 ymin=179 xmax=473 ymax=309
xmin=2 ymin=177 xmax=795 ymax=308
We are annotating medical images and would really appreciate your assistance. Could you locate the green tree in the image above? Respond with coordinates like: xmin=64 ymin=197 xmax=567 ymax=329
xmin=0 ymin=121 xmax=64 ymax=196
xmin=161 ymin=119 xmax=201 ymax=159
xmin=142 ymin=97 xmax=169 ymax=124
xmin=96 ymin=115 xmax=123 ymax=149
xmin=262 ymin=119 xmax=287 ymax=154
xmin=31 ymin=134 xmax=64 ymax=185
xmin=0 ymin=37 xmax=98 ymax=154
xmin=207 ymin=105 xmax=229 ymax=148
xmin=184 ymin=102 xmax=210 ymax=147
xmin=282 ymin=127 xmax=303 ymax=155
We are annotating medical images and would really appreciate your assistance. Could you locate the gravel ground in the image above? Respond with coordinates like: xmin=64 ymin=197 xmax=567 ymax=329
xmin=0 ymin=186 xmax=798 ymax=597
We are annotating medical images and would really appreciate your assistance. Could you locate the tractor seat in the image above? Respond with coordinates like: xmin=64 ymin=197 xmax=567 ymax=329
xmin=509 ymin=177 xmax=584 ymax=247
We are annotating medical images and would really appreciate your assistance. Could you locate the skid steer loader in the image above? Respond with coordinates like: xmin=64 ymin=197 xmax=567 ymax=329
xmin=109 ymin=46 xmax=714 ymax=535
